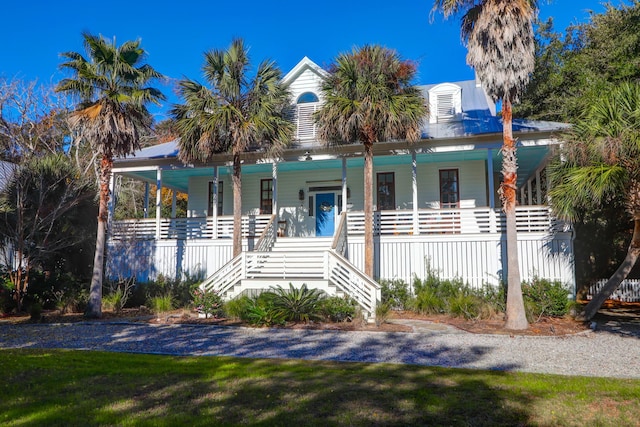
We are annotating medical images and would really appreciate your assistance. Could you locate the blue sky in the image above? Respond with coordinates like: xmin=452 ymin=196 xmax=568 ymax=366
xmin=1 ymin=1 xmax=630 ymax=120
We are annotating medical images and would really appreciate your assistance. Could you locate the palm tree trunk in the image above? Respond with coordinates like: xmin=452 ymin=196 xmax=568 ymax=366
xmin=232 ymin=153 xmax=242 ymax=258
xmin=577 ymin=216 xmax=640 ymax=321
xmin=501 ymin=98 xmax=528 ymax=330
xmin=364 ymin=141 xmax=374 ymax=278
xmin=87 ymin=154 xmax=111 ymax=318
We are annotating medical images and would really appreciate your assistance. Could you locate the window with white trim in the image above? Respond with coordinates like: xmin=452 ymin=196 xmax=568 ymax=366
xmin=295 ymin=92 xmax=319 ymax=140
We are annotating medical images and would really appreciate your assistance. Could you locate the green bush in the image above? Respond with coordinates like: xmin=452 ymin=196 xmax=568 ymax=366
xmin=224 ymin=295 xmax=252 ymax=320
xmin=244 ymin=294 xmax=285 ymax=327
xmin=150 ymin=294 xmax=173 ymax=315
xmin=320 ymin=295 xmax=358 ymax=322
xmin=375 ymin=301 xmax=391 ymax=327
xmin=0 ymin=273 xmax=16 ymax=314
xmin=380 ymin=279 xmax=412 ymax=310
xmin=264 ymin=284 xmax=325 ymax=323
xmin=192 ymin=286 xmax=223 ymax=318
xmin=412 ymin=288 xmax=445 ymax=315
xmin=522 ymin=277 xmax=571 ymax=320
xmin=411 ymin=269 xmax=501 ymax=320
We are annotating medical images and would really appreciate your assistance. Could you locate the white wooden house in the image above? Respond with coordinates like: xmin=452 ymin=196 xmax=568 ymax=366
xmin=107 ymin=57 xmax=574 ymax=318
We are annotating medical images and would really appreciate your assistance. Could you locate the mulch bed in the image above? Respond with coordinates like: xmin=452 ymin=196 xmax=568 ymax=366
xmin=1 ymin=306 xmax=597 ymax=336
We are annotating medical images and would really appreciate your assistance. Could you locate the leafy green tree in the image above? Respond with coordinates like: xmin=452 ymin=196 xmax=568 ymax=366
xmin=56 ymin=32 xmax=165 ymax=318
xmin=171 ymin=38 xmax=293 ymax=257
xmin=315 ymin=45 xmax=427 ymax=278
xmin=432 ymin=0 xmax=538 ymax=330
xmin=549 ymin=82 xmax=640 ymax=321
xmin=0 ymin=154 xmax=94 ymax=311
xmin=517 ymin=1 xmax=640 ymax=122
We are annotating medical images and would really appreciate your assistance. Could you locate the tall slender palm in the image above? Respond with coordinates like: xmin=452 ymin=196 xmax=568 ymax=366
xmin=549 ymin=82 xmax=640 ymax=321
xmin=433 ymin=0 xmax=538 ymax=330
xmin=315 ymin=45 xmax=428 ymax=278
xmin=171 ymin=39 xmax=293 ymax=257
xmin=56 ymin=32 xmax=165 ymax=318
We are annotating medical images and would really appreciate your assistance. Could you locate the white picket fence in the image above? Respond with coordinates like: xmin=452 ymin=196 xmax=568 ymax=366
xmin=589 ymin=279 xmax=640 ymax=302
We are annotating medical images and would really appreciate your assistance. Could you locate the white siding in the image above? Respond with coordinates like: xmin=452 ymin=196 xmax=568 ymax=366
xmin=417 ymin=160 xmax=487 ymax=209
xmin=348 ymin=232 xmax=575 ymax=291
xmin=287 ymin=68 xmax=324 ymax=102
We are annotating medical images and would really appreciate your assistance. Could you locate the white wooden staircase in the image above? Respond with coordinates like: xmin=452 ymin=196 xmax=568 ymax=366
xmin=201 ymin=214 xmax=381 ymax=320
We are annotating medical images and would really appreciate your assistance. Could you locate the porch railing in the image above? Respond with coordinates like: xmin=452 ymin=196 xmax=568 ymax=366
xmin=347 ymin=206 xmax=567 ymax=236
xmin=254 ymin=214 xmax=277 ymax=252
xmin=331 ymin=212 xmax=348 ymax=256
xmin=110 ymin=214 xmax=272 ymax=240
xmin=111 ymin=206 xmax=568 ymax=241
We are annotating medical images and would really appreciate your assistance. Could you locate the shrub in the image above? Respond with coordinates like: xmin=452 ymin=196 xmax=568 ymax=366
xmin=380 ymin=279 xmax=412 ymax=310
xmin=447 ymin=293 xmax=483 ymax=320
xmin=224 ymin=295 xmax=252 ymax=320
xmin=0 ymin=274 xmax=16 ymax=314
xmin=29 ymin=300 xmax=42 ymax=321
xmin=412 ymin=288 xmax=444 ymax=315
xmin=375 ymin=301 xmax=391 ymax=327
xmin=411 ymin=269 xmax=500 ymax=320
xmin=521 ymin=277 xmax=571 ymax=320
xmin=192 ymin=286 xmax=223 ymax=318
xmin=243 ymin=294 xmax=285 ymax=327
xmin=264 ymin=284 xmax=325 ymax=323
xmin=150 ymin=294 xmax=173 ymax=316
xmin=320 ymin=295 xmax=358 ymax=322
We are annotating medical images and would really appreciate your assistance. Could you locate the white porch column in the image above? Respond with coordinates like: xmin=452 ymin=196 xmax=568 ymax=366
xmin=107 ymin=173 xmax=116 ymax=236
xmin=272 ymin=162 xmax=278 ymax=216
xmin=143 ymin=182 xmax=150 ymax=218
xmin=527 ymin=179 xmax=533 ymax=205
xmin=412 ymin=151 xmax=419 ymax=235
xmin=487 ymin=149 xmax=495 ymax=209
xmin=171 ymin=191 xmax=177 ymax=219
xmin=212 ymin=166 xmax=218 ymax=239
xmin=272 ymin=162 xmax=278 ymax=240
xmin=536 ymin=170 xmax=542 ymax=205
xmin=487 ymin=149 xmax=497 ymax=233
xmin=155 ymin=168 xmax=162 ymax=240
xmin=342 ymin=157 xmax=348 ymax=214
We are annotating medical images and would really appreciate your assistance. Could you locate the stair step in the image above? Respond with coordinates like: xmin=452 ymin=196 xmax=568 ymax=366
xmin=272 ymin=237 xmax=333 ymax=251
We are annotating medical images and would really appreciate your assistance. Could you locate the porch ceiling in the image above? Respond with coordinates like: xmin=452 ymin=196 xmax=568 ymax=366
xmin=118 ymin=145 xmax=550 ymax=193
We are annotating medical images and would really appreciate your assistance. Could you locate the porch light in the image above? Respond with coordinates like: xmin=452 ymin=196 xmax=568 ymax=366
xmin=304 ymin=151 xmax=312 ymax=161
xmin=298 ymin=189 xmax=305 ymax=201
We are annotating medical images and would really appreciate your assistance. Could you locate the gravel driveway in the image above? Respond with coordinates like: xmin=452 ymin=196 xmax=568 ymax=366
xmin=1 ymin=319 xmax=638 ymax=379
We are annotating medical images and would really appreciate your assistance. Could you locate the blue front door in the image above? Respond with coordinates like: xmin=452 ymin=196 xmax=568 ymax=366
xmin=315 ymin=193 xmax=335 ymax=237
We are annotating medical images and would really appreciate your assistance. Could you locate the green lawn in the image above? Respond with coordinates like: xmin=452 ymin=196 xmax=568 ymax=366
xmin=1 ymin=349 xmax=638 ymax=426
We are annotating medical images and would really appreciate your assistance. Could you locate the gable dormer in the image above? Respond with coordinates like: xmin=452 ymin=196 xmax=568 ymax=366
xmin=428 ymin=83 xmax=462 ymax=124
xmin=282 ymin=57 xmax=328 ymax=141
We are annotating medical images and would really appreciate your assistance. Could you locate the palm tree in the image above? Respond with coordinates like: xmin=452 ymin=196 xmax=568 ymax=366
xmin=171 ymin=39 xmax=293 ymax=258
xmin=433 ymin=0 xmax=538 ymax=330
xmin=315 ymin=45 xmax=428 ymax=278
xmin=56 ymin=32 xmax=165 ymax=318
xmin=549 ymin=82 xmax=640 ymax=321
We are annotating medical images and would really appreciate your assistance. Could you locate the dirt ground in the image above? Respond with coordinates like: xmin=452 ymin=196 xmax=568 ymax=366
xmin=1 ymin=305 xmax=612 ymax=336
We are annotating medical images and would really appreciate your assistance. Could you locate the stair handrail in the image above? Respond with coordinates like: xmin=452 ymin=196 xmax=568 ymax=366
xmin=326 ymin=250 xmax=381 ymax=320
xmin=200 ymin=252 xmax=246 ymax=297
xmin=254 ymin=214 xmax=277 ymax=252
xmin=331 ymin=211 xmax=348 ymax=257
